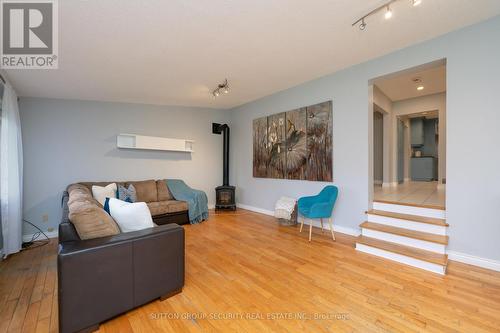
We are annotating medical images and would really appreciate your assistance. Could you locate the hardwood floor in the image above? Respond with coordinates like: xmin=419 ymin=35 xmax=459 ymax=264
xmin=1 ymin=209 xmax=500 ymax=332
xmin=374 ymin=181 xmax=445 ymax=208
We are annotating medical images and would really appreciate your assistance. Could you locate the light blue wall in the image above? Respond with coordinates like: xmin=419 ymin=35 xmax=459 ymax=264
xmin=18 ymin=16 xmax=500 ymax=261
xmin=230 ymin=16 xmax=500 ymax=260
xmin=20 ymin=98 xmax=229 ymax=235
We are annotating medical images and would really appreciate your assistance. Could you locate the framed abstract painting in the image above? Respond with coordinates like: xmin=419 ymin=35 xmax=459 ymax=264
xmin=252 ymin=101 xmax=332 ymax=182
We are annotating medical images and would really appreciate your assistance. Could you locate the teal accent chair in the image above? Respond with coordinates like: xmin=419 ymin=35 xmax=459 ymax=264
xmin=298 ymin=186 xmax=338 ymax=241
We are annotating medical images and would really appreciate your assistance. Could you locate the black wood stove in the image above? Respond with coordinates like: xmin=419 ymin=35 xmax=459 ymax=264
xmin=213 ymin=123 xmax=236 ymax=210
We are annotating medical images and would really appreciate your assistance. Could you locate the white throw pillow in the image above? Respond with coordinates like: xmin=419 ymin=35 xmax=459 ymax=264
xmin=92 ymin=183 xmax=117 ymax=206
xmin=107 ymin=198 xmax=154 ymax=232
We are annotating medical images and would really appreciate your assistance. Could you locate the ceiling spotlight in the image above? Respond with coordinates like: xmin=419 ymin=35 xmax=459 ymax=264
xmin=384 ymin=6 xmax=393 ymax=19
xmin=359 ymin=18 xmax=367 ymax=30
xmin=417 ymin=85 xmax=424 ymax=91
xmin=353 ymin=0 xmax=421 ymax=31
xmin=212 ymin=79 xmax=230 ymax=98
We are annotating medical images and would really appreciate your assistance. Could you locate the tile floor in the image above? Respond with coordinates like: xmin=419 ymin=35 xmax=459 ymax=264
xmin=374 ymin=181 xmax=445 ymax=208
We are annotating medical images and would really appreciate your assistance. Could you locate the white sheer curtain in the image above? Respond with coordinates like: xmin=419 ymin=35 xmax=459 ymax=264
xmin=1 ymin=81 xmax=23 ymax=257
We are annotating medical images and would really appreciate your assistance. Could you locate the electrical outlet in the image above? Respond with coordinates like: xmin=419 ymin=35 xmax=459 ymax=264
xmin=42 ymin=214 xmax=49 ymax=223
xmin=47 ymin=227 xmax=54 ymax=232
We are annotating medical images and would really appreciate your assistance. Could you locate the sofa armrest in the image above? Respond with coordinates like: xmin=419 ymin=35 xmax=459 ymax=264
xmin=58 ymin=224 xmax=185 ymax=333
xmin=58 ymin=223 xmax=182 ymax=254
xmin=58 ymin=222 xmax=80 ymax=243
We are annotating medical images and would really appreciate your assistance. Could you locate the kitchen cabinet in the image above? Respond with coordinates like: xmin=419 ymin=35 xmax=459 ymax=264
xmin=411 ymin=117 xmax=424 ymax=146
xmin=411 ymin=157 xmax=435 ymax=181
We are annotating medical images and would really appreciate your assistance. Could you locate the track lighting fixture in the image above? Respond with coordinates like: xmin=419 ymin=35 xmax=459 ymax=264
xmin=212 ymin=79 xmax=230 ymax=98
xmin=359 ymin=18 xmax=367 ymax=30
xmin=352 ymin=0 xmax=422 ymax=31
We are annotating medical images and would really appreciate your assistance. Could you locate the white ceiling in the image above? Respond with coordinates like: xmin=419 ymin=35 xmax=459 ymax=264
xmin=375 ymin=64 xmax=446 ymax=101
xmin=4 ymin=0 xmax=500 ymax=109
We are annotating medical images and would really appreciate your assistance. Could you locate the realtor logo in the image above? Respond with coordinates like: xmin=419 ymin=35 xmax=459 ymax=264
xmin=1 ymin=0 xmax=58 ymax=69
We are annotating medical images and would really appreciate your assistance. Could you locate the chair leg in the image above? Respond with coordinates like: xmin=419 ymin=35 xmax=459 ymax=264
xmin=328 ymin=217 xmax=335 ymax=241
xmin=320 ymin=218 xmax=324 ymax=232
xmin=299 ymin=216 xmax=304 ymax=233
xmin=308 ymin=219 xmax=313 ymax=242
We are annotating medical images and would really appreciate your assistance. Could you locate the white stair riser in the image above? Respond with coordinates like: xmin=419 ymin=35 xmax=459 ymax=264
xmin=356 ymin=243 xmax=446 ymax=275
xmin=361 ymin=228 xmax=446 ymax=253
xmin=367 ymin=214 xmax=447 ymax=235
xmin=373 ymin=202 xmax=445 ymax=219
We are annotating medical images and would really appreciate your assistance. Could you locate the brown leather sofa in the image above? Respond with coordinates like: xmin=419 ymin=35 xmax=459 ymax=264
xmin=58 ymin=179 xmax=186 ymax=333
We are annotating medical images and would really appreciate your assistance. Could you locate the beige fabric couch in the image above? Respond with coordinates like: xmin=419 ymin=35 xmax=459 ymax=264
xmin=66 ymin=179 xmax=189 ymax=240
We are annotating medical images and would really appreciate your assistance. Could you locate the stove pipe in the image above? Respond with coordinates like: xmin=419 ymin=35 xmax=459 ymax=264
xmin=212 ymin=123 xmax=230 ymax=186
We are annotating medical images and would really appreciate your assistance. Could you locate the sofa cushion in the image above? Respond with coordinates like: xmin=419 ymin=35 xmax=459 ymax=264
xmin=78 ymin=181 xmax=125 ymax=193
xmin=67 ymin=184 xmax=120 ymax=240
xmin=147 ymin=200 xmax=188 ymax=216
xmin=92 ymin=183 xmax=117 ymax=206
xmin=118 ymin=184 xmax=137 ymax=203
xmin=130 ymin=180 xmax=158 ymax=203
xmin=156 ymin=180 xmax=174 ymax=201
xmin=106 ymin=198 xmax=154 ymax=233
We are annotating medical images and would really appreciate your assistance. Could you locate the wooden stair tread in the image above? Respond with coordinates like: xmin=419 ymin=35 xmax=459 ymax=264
xmin=374 ymin=199 xmax=445 ymax=211
xmin=367 ymin=209 xmax=448 ymax=226
xmin=356 ymin=236 xmax=448 ymax=266
xmin=360 ymin=222 xmax=449 ymax=245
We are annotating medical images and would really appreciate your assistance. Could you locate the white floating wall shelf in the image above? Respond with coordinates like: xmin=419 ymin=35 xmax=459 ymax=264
xmin=117 ymin=134 xmax=194 ymax=153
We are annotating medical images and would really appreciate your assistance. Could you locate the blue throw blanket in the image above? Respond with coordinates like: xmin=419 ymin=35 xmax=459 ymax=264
xmin=166 ymin=179 xmax=208 ymax=224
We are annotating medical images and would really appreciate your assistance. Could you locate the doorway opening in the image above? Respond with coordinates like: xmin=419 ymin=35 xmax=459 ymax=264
xmin=370 ymin=60 xmax=446 ymax=209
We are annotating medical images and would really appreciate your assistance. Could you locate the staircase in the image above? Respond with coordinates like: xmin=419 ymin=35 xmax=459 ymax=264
xmin=356 ymin=201 xmax=448 ymax=275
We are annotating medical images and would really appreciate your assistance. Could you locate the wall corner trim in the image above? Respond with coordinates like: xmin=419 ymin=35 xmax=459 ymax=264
xmin=447 ymin=251 xmax=500 ymax=272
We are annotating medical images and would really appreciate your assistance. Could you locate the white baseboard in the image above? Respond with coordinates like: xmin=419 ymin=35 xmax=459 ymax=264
xmin=362 ymin=228 xmax=445 ymax=253
xmin=373 ymin=201 xmax=446 ymax=219
xmin=236 ymin=203 xmax=360 ymax=237
xmin=382 ymin=182 xmax=398 ymax=188
xmin=374 ymin=180 xmax=383 ymax=185
xmin=23 ymin=230 xmax=58 ymax=242
xmin=447 ymin=251 xmax=500 ymax=272
xmin=208 ymin=204 xmax=215 ymax=209
xmin=356 ymin=243 xmax=446 ymax=275
xmin=367 ymin=213 xmax=447 ymax=235
xmin=237 ymin=203 xmax=274 ymax=216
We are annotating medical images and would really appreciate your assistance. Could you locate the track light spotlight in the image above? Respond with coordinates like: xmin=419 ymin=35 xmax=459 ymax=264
xmin=359 ymin=18 xmax=367 ymax=30
xmin=384 ymin=6 xmax=393 ymax=19
xmin=353 ymin=0 xmax=421 ymax=31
